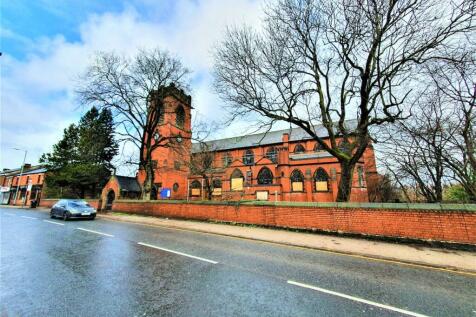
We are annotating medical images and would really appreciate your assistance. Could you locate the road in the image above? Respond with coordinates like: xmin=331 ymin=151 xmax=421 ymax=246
xmin=1 ymin=207 xmax=475 ymax=317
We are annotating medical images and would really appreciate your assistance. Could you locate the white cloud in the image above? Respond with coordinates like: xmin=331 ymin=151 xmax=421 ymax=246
xmin=0 ymin=0 xmax=265 ymax=171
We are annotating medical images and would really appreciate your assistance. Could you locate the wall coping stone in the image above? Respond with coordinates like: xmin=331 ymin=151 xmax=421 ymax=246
xmin=112 ymin=199 xmax=476 ymax=212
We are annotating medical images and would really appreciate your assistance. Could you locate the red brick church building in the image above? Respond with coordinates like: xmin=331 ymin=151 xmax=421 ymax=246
xmin=102 ymin=85 xmax=378 ymax=206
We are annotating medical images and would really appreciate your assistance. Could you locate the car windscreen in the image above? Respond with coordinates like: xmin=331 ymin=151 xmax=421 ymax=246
xmin=68 ymin=201 xmax=91 ymax=208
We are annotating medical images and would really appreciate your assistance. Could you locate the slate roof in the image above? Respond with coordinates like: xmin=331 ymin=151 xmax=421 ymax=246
xmin=192 ymin=120 xmax=358 ymax=153
xmin=0 ymin=165 xmax=46 ymax=177
xmin=115 ymin=175 xmax=141 ymax=192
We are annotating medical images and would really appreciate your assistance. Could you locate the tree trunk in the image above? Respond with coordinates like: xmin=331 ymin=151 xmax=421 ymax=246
xmin=336 ymin=161 xmax=355 ymax=202
xmin=142 ymin=161 xmax=154 ymax=201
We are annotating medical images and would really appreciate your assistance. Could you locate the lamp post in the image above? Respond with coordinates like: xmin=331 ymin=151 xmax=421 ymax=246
xmin=12 ymin=148 xmax=27 ymax=205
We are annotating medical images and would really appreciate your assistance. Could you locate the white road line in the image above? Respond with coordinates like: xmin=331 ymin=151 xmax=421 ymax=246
xmin=138 ymin=242 xmax=218 ymax=264
xmin=4 ymin=213 xmax=16 ymax=216
xmin=43 ymin=220 xmax=65 ymax=226
xmin=76 ymin=227 xmax=114 ymax=237
xmin=287 ymin=280 xmax=429 ymax=317
xmin=20 ymin=215 xmax=37 ymax=219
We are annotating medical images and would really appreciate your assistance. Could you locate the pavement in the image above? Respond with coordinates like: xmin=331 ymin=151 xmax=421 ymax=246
xmin=1 ymin=206 xmax=476 ymax=316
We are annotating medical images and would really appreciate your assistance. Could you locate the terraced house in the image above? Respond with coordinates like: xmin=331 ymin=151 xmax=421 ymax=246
xmin=102 ymin=86 xmax=378 ymax=204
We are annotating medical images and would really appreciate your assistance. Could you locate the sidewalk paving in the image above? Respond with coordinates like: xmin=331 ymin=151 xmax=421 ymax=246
xmin=97 ymin=212 xmax=476 ymax=274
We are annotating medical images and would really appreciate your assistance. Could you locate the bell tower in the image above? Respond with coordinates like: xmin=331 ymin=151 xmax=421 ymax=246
xmin=137 ymin=84 xmax=192 ymax=199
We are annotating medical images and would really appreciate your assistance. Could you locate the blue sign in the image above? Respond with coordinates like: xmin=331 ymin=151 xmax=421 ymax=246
xmin=160 ymin=188 xmax=171 ymax=199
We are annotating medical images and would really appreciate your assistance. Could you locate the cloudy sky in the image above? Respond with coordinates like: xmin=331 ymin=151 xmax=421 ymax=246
xmin=1 ymin=0 xmax=265 ymax=171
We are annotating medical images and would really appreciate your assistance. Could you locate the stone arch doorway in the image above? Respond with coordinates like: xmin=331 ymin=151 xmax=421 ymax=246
xmin=105 ymin=190 xmax=115 ymax=211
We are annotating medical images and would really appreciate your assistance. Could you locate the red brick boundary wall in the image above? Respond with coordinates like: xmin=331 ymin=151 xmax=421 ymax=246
xmin=39 ymin=199 xmax=100 ymax=209
xmin=111 ymin=200 xmax=476 ymax=245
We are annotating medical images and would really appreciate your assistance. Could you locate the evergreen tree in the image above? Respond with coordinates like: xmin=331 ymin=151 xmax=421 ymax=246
xmin=40 ymin=107 xmax=118 ymax=198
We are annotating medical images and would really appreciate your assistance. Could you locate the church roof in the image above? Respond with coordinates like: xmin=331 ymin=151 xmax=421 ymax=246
xmin=192 ymin=120 xmax=358 ymax=153
xmin=115 ymin=175 xmax=141 ymax=192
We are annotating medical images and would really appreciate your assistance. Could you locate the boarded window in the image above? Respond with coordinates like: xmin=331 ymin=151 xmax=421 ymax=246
xmin=314 ymin=168 xmax=329 ymax=191
xmin=290 ymin=169 xmax=304 ymax=192
xmin=292 ymin=182 xmax=303 ymax=192
xmin=230 ymin=169 xmax=244 ymax=191
xmin=256 ymin=191 xmax=268 ymax=200
xmin=190 ymin=180 xmax=201 ymax=196
xmin=231 ymin=178 xmax=243 ymax=191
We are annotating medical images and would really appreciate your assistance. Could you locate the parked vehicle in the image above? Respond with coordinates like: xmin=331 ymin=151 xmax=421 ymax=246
xmin=50 ymin=199 xmax=96 ymax=220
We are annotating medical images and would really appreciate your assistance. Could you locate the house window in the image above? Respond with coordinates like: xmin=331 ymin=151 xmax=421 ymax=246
xmin=290 ymin=169 xmax=304 ymax=192
xmin=174 ymin=161 xmax=181 ymax=170
xmin=212 ymin=179 xmax=222 ymax=196
xmin=37 ymin=175 xmax=41 ymax=183
xmin=242 ymin=149 xmax=254 ymax=166
xmin=173 ymin=183 xmax=179 ymax=192
xmin=230 ymin=169 xmax=244 ymax=191
xmin=190 ymin=180 xmax=201 ymax=196
xmin=257 ymin=167 xmax=273 ymax=185
xmin=314 ymin=168 xmax=329 ymax=191
xmin=222 ymin=152 xmax=233 ymax=167
xmin=294 ymin=144 xmax=305 ymax=153
xmin=357 ymin=166 xmax=365 ymax=187
xmin=176 ymin=105 xmax=185 ymax=128
xmin=266 ymin=147 xmax=278 ymax=163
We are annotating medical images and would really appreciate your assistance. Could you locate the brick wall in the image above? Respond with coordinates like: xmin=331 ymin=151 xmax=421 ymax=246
xmin=111 ymin=200 xmax=476 ymax=245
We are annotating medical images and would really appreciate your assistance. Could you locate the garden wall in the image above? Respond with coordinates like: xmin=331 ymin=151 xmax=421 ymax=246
xmin=111 ymin=200 xmax=476 ymax=245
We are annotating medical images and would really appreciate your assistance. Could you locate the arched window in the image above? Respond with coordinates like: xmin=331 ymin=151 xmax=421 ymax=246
xmin=190 ymin=180 xmax=201 ymax=196
xmin=314 ymin=142 xmax=324 ymax=152
xmin=314 ymin=168 xmax=329 ymax=191
xmin=230 ymin=169 xmax=244 ymax=191
xmin=212 ymin=178 xmax=222 ymax=196
xmin=175 ymin=105 xmax=185 ymax=128
xmin=290 ymin=169 xmax=304 ymax=192
xmin=242 ymin=149 xmax=254 ymax=165
xmin=222 ymin=152 xmax=233 ymax=167
xmin=265 ymin=147 xmax=278 ymax=163
xmin=257 ymin=167 xmax=274 ymax=185
xmin=158 ymin=104 xmax=165 ymax=124
xmin=294 ymin=144 xmax=305 ymax=153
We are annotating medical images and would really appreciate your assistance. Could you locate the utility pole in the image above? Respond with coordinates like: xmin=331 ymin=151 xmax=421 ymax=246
xmin=13 ymin=148 xmax=27 ymax=205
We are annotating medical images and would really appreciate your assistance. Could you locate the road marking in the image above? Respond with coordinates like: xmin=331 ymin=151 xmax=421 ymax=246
xmin=43 ymin=220 xmax=64 ymax=226
xmin=137 ymin=242 xmax=218 ymax=264
xmin=20 ymin=215 xmax=37 ymax=219
xmin=76 ymin=227 xmax=114 ymax=237
xmin=4 ymin=212 xmax=16 ymax=216
xmin=287 ymin=280 xmax=429 ymax=317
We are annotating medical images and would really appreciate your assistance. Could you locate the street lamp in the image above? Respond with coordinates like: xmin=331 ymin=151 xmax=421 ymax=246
xmin=12 ymin=148 xmax=27 ymax=205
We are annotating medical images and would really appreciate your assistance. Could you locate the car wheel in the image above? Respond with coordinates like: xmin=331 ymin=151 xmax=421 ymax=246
xmin=63 ymin=211 xmax=69 ymax=221
xmin=50 ymin=211 xmax=55 ymax=219
xmin=90 ymin=215 xmax=96 ymax=220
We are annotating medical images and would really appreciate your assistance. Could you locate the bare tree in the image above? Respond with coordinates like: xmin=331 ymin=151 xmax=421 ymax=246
xmin=430 ymin=58 xmax=476 ymax=201
xmin=213 ymin=0 xmax=475 ymax=201
xmin=77 ymin=49 xmax=191 ymax=199
xmin=379 ymin=92 xmax=451 ymax=202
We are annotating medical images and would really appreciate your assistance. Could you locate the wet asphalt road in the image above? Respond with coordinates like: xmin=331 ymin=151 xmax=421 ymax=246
xmin=1 ymin=207 xmax=475 ymax=317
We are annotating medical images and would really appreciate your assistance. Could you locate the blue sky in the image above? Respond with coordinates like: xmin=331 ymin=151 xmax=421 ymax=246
xmin=1 ymin=0 xmax=263 ymax=172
